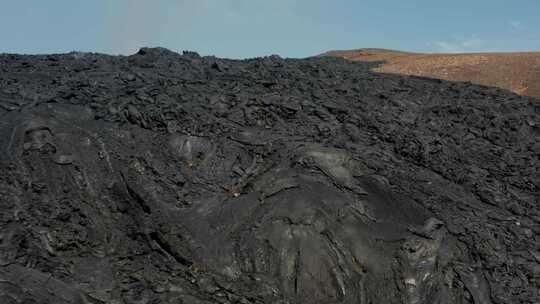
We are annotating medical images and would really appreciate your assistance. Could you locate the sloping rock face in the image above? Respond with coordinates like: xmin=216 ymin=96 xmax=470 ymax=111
xmin=322 ymin=48 xmax=540 ymax=98
xmin=0 ymin=48 xmax=539 ymax=304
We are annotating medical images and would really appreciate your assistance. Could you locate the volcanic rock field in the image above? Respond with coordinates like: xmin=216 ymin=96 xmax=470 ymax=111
xmin=0 ymin=47 xmax=539 ymax=303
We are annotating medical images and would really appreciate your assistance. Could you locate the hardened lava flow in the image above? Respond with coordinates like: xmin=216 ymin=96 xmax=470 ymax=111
xmin=0 ymin=47 xmax=538 ymax=303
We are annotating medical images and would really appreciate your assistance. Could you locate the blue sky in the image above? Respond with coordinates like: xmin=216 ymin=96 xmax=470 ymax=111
xmin=1 ymin=0 xmax=539 ymax=58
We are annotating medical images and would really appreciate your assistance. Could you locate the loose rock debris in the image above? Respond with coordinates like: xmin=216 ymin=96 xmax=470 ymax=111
xmin=0 ymin=47 xmax=539 ymax=303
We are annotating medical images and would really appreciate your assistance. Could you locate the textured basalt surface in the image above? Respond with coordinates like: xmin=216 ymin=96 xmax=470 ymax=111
xmin=0 ymin=47 xmax=539 ymax=303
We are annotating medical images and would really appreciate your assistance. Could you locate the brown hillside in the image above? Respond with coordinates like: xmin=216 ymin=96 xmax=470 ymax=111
xmin=321 ymin=48 xmax=540 ymax=98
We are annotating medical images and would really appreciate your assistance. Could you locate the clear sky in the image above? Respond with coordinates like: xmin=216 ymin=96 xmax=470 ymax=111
xmin=1 ymin=0 xmax=539 ymax=58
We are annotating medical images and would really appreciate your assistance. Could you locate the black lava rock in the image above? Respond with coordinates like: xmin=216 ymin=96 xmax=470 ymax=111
xmin=0 ymin=47 xmax=538 ymax=304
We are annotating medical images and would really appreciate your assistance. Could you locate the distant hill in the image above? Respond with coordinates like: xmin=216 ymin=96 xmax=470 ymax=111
xmin=321 ymin=48 xmax=540 ymax=98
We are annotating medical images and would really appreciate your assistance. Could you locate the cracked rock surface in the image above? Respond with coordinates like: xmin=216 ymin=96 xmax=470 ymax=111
xmin=0 ymin=47 xmax=539 ymax=303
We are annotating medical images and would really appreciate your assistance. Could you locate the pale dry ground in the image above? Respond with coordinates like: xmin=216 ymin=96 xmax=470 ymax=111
xmin=322 ymin=48 xmax=540 ymax=98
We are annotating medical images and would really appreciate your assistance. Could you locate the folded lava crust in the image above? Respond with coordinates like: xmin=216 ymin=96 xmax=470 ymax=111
xmin=0 ymin=47 xmax=539 ymax=304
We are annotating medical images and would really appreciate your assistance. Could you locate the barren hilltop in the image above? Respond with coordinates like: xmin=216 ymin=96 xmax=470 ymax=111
xmin=321 ymin=48 xmax=540 ymax=98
